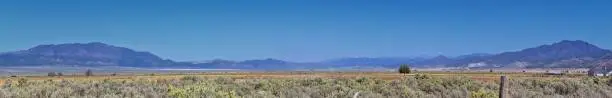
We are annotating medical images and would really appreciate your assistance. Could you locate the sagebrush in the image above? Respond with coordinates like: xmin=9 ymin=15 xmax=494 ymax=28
xmin=1 ymin=75 xmax=611 ymax=98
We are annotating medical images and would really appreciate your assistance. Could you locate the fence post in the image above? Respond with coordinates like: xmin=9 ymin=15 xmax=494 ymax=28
xmin=499 ymin=76 xmax=506 ymax=98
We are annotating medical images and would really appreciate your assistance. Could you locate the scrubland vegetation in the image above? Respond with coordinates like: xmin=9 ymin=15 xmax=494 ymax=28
xmin=1 ymin=73 xmax=611 ymax=98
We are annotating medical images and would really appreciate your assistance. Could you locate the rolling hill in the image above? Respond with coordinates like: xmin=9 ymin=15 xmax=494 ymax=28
xmin=0 ymin=42 xmax=175 ymax=67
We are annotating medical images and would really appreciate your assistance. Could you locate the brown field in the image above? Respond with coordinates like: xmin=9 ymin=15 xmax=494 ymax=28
xmin=0 ymin=71 xmax=603 ymax=98
xmin=1 ymin=71 xmax=587 ymax=85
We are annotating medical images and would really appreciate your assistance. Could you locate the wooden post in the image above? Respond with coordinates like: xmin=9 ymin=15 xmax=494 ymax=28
xmin=499 ymin=76 xmax=506 ymax=98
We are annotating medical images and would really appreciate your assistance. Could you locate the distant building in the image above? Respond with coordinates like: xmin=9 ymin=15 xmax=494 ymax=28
xmin=588 ymin=66 xmax=611 ymax=77
xmin=599 ymin=72 xmax=612 ymax=76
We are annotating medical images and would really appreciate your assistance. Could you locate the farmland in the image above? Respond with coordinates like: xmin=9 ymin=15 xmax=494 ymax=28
xmin=1 ymin=71 xmax=611 ymax=98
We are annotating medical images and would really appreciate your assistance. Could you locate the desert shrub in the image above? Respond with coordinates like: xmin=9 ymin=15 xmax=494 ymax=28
xmin=17 ymin=78 xmax=27 ymax=87
xmin=471 ymin=88 xmax=497 ymax=98
xmin=607 ymin=78 xmax=612 ymax=86
xmin=506 ymin=78 xmax=612 ymax=98
xmin=214 ymin=77 xmax=235 ymax=84
xmin=2 ymin=79 xmax=12 ymax=88
xmin=1 ymin=75 xmax=612 ymax=98
xmin=414 ymin=74 xmax=432 ymax=80
xmin=180 ymin=76 xmax=201 ymax=82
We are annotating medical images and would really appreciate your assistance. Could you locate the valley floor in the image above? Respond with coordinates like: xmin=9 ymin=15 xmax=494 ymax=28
xmin=0 ymin=71 xmax=608 ymax=98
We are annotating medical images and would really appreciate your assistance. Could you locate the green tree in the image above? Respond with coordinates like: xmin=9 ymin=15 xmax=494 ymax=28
xmin=85 ymin=69 xmax=94 ymax=76
xmin=47 ymin=72 xmax=57 ymax=77
xmin=398 ymin=64 xmax=412 ymax=74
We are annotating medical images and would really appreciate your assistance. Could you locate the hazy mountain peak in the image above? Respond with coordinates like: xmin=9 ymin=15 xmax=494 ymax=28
xmin=242 ymin=58 xmax=287 ymax=63
xmin=453 ymin=40 xmax=612 ymax=68
xmin=514 ymin=40 xmax=609 ymax=57
xmin=85 ymin=42 xmax=111 ymax=46
xmin=455 ymin=53 xmax=491 ymax=59
xmin=205 ymin=59 xmax=237 ymax=65
xmin=432 ymin=55 xmax=449 ymax=59
xmin=550 ymin=40 xmax=599 ymax=48
xmin=0 ymin=42 xmax=172 ymax=67
xmin=28 ymin=42 xmax=117 ymax=51
xmin=558 ymin=40 xmax=588 ymax=44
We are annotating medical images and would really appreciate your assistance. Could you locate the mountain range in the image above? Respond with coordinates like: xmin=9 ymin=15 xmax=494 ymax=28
xmin=0 ymin=40 xmax=610 ymax=69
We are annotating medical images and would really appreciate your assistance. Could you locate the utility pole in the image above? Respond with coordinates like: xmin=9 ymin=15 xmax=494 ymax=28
xmin=605 ymin=66 xmax=608 ymax=76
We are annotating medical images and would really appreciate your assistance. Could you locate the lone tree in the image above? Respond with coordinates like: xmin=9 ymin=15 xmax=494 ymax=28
xmin=398 ymin=64 xmax=412 ymax=74
xmin=85 ymin=69 xmax=93 ymax=76
xmin=47 ymin=72 xmax=57 ymax=77
xmin=9 ymin=72 xmax=17 ymax=77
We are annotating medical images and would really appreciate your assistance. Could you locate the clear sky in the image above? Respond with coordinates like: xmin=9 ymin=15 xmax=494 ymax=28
xmin=1 ymin=0 xmax=611 ymax=62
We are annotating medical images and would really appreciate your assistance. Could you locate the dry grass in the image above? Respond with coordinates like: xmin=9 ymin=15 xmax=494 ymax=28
xmin=0 ymin=71 xmax=608 ymax=98
xmin=2 ymin=72 xmax=587 ymax=84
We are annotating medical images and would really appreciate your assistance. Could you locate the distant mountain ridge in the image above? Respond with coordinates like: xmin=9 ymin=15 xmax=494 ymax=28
xmin=315 ymin=40 xmax=612 ymax=68
xmin=0 ymin=42 xmax=175 ymax=67
xmin=450 ymin=40 xmax=612 ymax=68
xmin=0 ymin=40 xmax=610 ymax=69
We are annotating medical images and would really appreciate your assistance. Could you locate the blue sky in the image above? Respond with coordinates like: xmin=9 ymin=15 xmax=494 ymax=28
xmin=1 ymin=0 xmax=611 ymax=62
